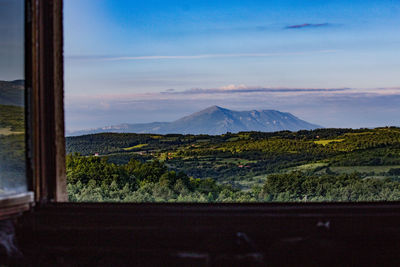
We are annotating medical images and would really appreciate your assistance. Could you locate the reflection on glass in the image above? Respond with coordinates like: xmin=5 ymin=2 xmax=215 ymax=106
xmin=0 ymin=0 xmax=26 ymax=197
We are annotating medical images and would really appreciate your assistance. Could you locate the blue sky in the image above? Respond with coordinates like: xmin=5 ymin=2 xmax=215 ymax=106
xmin=64 ymin=0 xmax=400 ymax=131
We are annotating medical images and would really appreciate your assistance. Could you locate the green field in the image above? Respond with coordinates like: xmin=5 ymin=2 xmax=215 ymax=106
xmin=288 ymin=162 xmax=329 ymax=172
xmin=0 ymin=104 xmax=24 ymax=132
xmin=330 ymin=165 xmax=400 ymax=174
xmin=314 ymin=139 xmax=344 ymax=146
xmin=123 ymin=143 xmax=148 ymax=151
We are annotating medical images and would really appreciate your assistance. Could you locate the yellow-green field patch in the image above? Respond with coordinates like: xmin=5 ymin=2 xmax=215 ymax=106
xmin=314 ymin=139 xmax=344 ymax=146
xmin=123 ymin=143 xmax=148 ymax=151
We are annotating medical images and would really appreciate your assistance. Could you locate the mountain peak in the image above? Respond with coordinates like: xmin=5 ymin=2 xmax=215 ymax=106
xmin=203 ymin=105 xmax=224 ymax=111
xmin=192 ymin=105 xmax=229 ymax=116
xmin=68 ymin=106 xmax=322 ymax=136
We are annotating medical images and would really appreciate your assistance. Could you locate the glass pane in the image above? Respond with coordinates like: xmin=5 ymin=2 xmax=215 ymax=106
xmin=0 ymin=0 xmax=26 ymax=197
xmin=65 ymin=0 xmax=400 ymax=202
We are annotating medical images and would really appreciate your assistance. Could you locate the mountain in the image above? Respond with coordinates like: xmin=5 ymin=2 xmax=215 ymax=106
xmin=69 ymin=106 xmax=322 ymax=136
xmin=0 ymin=80 xmax=24 ymax=106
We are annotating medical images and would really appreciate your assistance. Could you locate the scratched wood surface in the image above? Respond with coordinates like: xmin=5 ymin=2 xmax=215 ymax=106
xmin=11 ymin=202 xmax=400 ymax=266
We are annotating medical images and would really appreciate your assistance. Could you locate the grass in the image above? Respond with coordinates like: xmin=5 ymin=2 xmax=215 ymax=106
xmin=0 ymin=127 xmax=23 ymax=136
xmin=343 ymin=132 xmax=375 ymax=136
xmin=288 ymin=162 xmax=329 ymax=172
xmin=195 ymin=139 xmax=212 ymax=143
xmin=234 ymin=175 xmax=267 ymax=190
xmin=363 ymin=176 xmax=387 ymax=180
xmin=0 ymin=104 xmax=25 ymax=132
xmin=123 ymin=144 xmax=148 ymax=151
xmin=238 ymin=133 xmax=251 ymax=139
xmin=285 ymin=164 xmax=400 ymax=175
xmin=159 ymin=137 xmax=180 ymax=142
xmin=314 ymin=139 xmax=344 ymax=146
xmin=330 ymin=165 xmax=400 ymax=174
xmin=216 ymin=158 xmax=257 ymax=165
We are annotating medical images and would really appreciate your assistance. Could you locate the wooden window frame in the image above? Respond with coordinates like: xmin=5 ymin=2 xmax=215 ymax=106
xmin=5 ymin=0 xmax=400 ymax=265
xmin=0 ymin=0 xmax=65 ymax=221
xmin=27 ymin=0 xmax=66 ymax=203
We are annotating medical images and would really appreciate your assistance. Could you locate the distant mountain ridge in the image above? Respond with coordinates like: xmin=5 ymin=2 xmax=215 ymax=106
xmin=0 ymin=80 xmax=24 ymax=106
xmin=69 ymin=106 xmax=322 ymax=136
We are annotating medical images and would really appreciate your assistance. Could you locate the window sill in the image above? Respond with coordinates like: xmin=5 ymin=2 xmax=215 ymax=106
xmin=15 ymin=201 xmax=400 ymax=266
xmin=0 ymin=192 xmax=34 ymax=220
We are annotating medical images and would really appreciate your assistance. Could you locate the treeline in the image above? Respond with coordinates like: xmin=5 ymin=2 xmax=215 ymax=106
xmin=67 ymin=154 xmax=400 ymax=202
xmin=262 ymin=172 xmax=400 ymax=201
xmin=329 ymin=146 xmax=400 ymax=166
xmin=66 ymin=133 xmax=229 ymax=156
xmin=67 ymin=154 xmax=256 ymax=202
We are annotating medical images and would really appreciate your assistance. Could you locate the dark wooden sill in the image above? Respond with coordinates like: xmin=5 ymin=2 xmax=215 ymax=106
xmin=14 ymin=202 xmax=400 ymax=266
xmin=0 ymin=192 xmax=34 ymax=220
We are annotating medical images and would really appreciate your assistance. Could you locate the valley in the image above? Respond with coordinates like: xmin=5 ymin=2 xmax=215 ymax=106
xmin=66 ymin=127 xmax=400 ymax=202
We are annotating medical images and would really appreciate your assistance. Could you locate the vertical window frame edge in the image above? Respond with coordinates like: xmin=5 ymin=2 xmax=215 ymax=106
xmin=30 ymin=0 xmax=66 ymax=204
xmin=0 ymin=0 xmax=36 ymax=218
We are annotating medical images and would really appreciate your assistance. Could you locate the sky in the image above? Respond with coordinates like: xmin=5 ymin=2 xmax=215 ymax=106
xmin=64 ymin=0 xmax=400 ymax=132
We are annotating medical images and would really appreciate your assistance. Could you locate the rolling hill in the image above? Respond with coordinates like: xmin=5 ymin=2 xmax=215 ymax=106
xmin=0 ymin=80 xmax=24 ymax=106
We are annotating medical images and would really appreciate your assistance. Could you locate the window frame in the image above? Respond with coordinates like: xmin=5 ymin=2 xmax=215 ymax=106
xmin=27 ymin=0 xmax=66 ymax=203
xmin=0 ymin=0 xmax=65 ymax=219
xmin=27 ymin=0 xmax=400 ymax=207
xmin=0 ymin=0 xmax=34 ymax=219
xmin=7 ymin=0 xmax=400 ymax=265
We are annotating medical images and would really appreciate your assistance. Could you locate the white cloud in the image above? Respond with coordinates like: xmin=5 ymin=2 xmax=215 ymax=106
xmin=220 ymin=84 xmax=249 ymax=90
xmin=67 ymin=50 xmax=339 ymax=61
